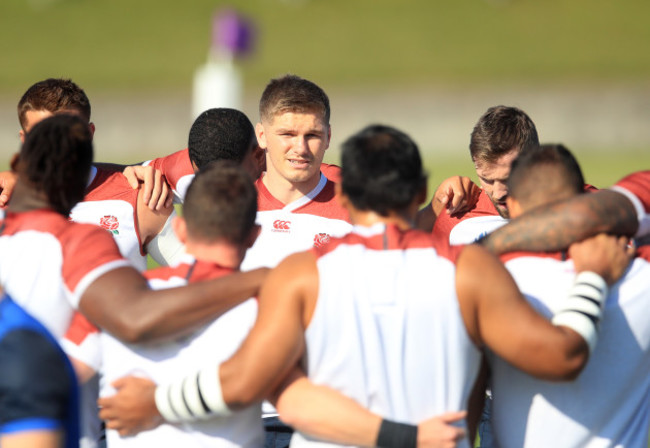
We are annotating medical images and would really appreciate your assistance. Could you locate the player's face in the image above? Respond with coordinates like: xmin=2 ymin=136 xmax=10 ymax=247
xmin=257 ymin=111 xmax=330 ymax=189
xmin=474 ymin=148 xmax=519 ymax=218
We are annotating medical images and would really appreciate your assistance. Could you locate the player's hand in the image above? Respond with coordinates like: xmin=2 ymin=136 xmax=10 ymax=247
xmin=569 ymin=233 xmax=634 ymax=285
xmin=417 ymin=411 xmax=467 ymax=448
xmin=98 ymin=375 xmax=162 ymax=437
xmin=123 ymin=165 xmax=173 ymax=210
xmin=432 ymin=176 xmax=480 ymax=217
xmin=0 ymin=170 xmax=17 ymax=207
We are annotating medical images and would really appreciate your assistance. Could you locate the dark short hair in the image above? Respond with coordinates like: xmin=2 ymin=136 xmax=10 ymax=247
xmin=20 ymin=114 xmax=93 ymax=216
xmin=508 ymin=143 xmax=585 ymax=208
xmin=188 ymin=108 xmax=256 ymax=170
xmin=183 ymin=161 xmax=257 ymax=244
xmin=341 ymin=125 xmax=427 ymax=216
xmin=469 ymin=106 xmax=539 ymax=164
xmin=259 ymin=74 xmax=330 ymax=124
xmin=17 ymin=79 xmax=91 ymax=130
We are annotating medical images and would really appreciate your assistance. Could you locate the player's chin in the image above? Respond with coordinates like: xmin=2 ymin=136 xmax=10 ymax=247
xmin=496 ymin=203 xmax=510 ymax=219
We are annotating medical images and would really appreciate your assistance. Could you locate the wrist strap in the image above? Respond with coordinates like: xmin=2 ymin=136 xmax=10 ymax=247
xmin=552 ymin=271 xmax=608 ymax=353
xmin=376 ymin=419 xmax=418 ymax=448
xmin=155 ymin=363 xmax=232 ymax=423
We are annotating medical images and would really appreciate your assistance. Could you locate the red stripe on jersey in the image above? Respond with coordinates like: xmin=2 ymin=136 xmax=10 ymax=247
xmin=256 ymin=176 xmax=350 ymax=222
xmin=149 ymin=148 xmax=194 ymax=193
xmin=615 ymin=171 xmax=650 ymax=213
xmin=1 ymin=209 xmax=126 ymax=293
xmin=65 ymin=311 xmax=99 ymax=345
xmin=312 ymin=223 xmax=463 ymax=263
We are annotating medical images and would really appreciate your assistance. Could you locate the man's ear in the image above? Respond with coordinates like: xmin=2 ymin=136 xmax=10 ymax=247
xmin=88 ymin=122 xmax=96 ymax=138
xmin=171 ymin=216 xmax=187 ymax=244
xmin=255 ymin=122 xmax=267 ymax=150
xmin=19 ymin=130 xmax=26 ymax=144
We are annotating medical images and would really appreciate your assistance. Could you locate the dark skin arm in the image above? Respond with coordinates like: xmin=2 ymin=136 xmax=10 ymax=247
xmin=79 ymin=266 xmax=268 ymax=344
xmin=482 ymin=190 xmax=638 ymax=255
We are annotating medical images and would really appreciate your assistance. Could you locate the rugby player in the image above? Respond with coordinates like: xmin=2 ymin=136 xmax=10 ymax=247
xmin=99 ymin=125 xmax=631 ymax=448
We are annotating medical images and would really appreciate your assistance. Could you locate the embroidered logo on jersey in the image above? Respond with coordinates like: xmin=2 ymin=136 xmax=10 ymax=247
xmin=272 ymin=220 xmax=291 ymax=233
xmin=100 ymin=215 xmax=120 ymax=235
xmin=313 ymin=233 xmax=331 ymax=248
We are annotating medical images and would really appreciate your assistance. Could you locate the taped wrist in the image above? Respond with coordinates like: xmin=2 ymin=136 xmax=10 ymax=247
xmin=376 ymin=419 xmax=418 ymax=448
xmin=155 ymin=363 xmax=232 ymax=423
xmin=552 ymin=271 xmax=608 ymax=353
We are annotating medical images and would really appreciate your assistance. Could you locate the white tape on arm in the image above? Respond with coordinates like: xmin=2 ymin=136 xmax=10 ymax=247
xmin=154 ymin=363 xmax=232 ymax=423
xmin=552 ymin=271 xmax=608 ymax=353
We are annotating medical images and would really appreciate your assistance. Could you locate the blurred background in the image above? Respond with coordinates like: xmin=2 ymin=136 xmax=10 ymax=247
xmin=1 ymin=0 xmax=649 ymax=191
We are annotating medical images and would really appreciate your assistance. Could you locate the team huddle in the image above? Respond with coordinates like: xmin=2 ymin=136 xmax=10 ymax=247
xmin=0 ymin=75 xmax=649 ymax=448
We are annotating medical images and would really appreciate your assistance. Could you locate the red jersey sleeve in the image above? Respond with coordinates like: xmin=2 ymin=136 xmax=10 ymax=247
xmin=611 ymin=171 xmax=650 ymax=238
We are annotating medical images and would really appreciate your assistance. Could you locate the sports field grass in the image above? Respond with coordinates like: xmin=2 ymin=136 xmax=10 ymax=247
xmin=1 ymin=0 xmax=649 ymax=92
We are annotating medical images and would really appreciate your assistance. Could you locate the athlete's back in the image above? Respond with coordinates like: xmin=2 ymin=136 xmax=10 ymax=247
xmin=293 ymin=223 xmax=480 ymax=448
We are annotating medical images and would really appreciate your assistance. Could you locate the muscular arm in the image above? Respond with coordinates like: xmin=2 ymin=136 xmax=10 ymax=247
xmin=482 ymin=190 xmax=637 ymax=255
xmin=456 ymin=244 xmax=590 ymax=381
xmin=220 ymin=251 xmax=316 ymax=408
xmin=79 ymin=266 xmax=268 ymax=344
xmin=274 ymin=368 xmax=467 ymax=448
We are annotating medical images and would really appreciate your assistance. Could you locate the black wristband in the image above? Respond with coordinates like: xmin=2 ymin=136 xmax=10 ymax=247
xmin=376 ymin=419 xmax=418 ymax=448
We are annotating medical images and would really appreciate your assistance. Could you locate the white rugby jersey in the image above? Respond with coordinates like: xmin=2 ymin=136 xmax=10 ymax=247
xmin=70 ymin=166 xmax=148 ymax=271
xmin=489 ymin=251 xmax=650 ymax=448
xmin=65 ymin=255 xmax=263 ymax=448
xmin=611 ymin=170 xmax=650 ymax=239
xmin=241 ymin=173 xmax=351 ymax=271
xmin=292 ymin=223 xmax=480 ymax=448
xmin=0 ymin=208 xmax=129 ymax=338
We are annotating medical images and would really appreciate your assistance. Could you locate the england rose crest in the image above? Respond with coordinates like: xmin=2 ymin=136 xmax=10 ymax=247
xmin=313 ymin=233 xmax=331 ymax=248
xmin=100 ymin=215 xmax=120 ymax=235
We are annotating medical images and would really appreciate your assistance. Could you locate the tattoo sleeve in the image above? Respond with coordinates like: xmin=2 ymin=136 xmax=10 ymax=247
xmin=482 ymin=190 xmax=638 ymax=254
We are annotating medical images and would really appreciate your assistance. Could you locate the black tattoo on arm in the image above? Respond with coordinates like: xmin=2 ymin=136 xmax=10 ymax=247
xmin=482 ymin=190 xmax=638 ymax=254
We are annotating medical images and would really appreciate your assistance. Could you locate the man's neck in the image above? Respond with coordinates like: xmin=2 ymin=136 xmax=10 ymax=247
xmin=185 ymin=241 xmax=245 ymax=270
xmin=6 ymin=181 xmax=52 ymax=214
xmin=261 ymin=171 xmax=323 ymax=205
xmin=348 ymin=209 xmax=415 ymax=231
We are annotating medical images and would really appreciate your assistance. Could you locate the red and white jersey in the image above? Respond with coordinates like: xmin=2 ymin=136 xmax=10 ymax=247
xmin=65 ymin=255 xmax=262 ymax=448
xmin=292 ymin=223 xmax=479 ymax=448
xmin=611 ymin=170 xmax=650 ymax=239
xmin=240 ymin=173 xmax=352 ymax=271
xmin=0 ymin=209 xmax=129 ymax=338
xmin=146 ymin=148 xmax=195 ymax=203
xmin=70 ymin=166 xmax=147 ymax=271
xmin=489 ymin=252 xmax=650 ymax=448
xmin=432 ymin=189 xmax=507 ymax=245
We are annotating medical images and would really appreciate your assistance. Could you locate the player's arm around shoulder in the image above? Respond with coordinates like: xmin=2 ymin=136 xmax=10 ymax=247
xmin=221 ymin=250 xmax=319 ymax=409
xmin=456 ymin=244 xmax=588 ymax=381
xmin=136 ymin=186 xmax=184 ymax=266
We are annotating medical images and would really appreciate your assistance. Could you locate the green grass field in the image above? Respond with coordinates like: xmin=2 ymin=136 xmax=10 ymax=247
xmin=1 ymin=0 xmax=649 ymax=93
